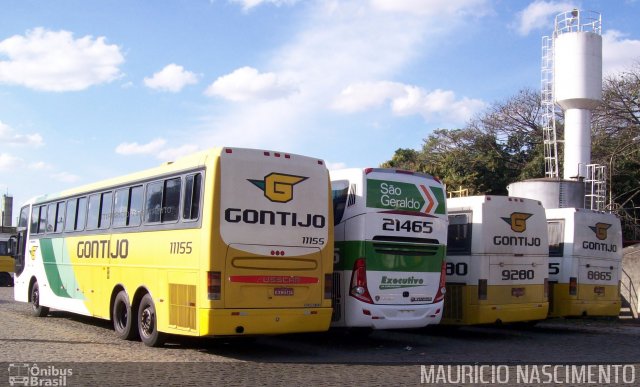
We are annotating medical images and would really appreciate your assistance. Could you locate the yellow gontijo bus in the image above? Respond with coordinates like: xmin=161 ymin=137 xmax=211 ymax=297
xmin=443 ymin=196 xmax=549 ymax=325
xmin=11 ymin=147 xmax=334 ymax=346
xmin=546 ymin=208 xmax=622 ymax=317
xmin=0 ymin=234 xmax=15 ymax=286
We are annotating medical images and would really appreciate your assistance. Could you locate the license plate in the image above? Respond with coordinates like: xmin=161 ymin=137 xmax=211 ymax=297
xmin=274 ymin=287 xmax=294 ymax=296
xmin=594 ymin=286 xmax=605 ymax=296
xmin=511 ymin=287 xmax=525 ymax=297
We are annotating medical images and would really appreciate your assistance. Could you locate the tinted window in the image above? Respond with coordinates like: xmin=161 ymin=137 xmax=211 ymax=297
xmin=163 ymin=178 xmax=181 ymax=222
xmin=447 ymin=213 xmax=472 ymax=255
xmin=145 ymin=181 xmax=163 ymax=223
xmin=55 ymin=202 xmax=65 ymax=232
xmin=46 ymin=204 xmax=56 ymax=233
xmin=18 ymin=206 xmax=29 ymax=229
xmin=129 ymin=186 xmax=143 ymax=226
xmin=183 ymin=173 xmax=202 ymax=220
xmin=98 ymin=192 xmax=113 ymax=229
xmin=0 ymin=241 xmax=7 ymax=255
xmin=331 ymin=180 xmax=349 ymax=226
xmin=76 ymin=197 xmax=87 ymax=231
xmin=113 ymin=188 xmax=129 ymax=228
xmin=65 ymin=199 xmax=78 ymax=232
xmin=87 ymin=194 xmax=101 ymax=230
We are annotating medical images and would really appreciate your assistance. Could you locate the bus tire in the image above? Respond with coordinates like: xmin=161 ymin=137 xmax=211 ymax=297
xmin=30 ymin=281 xmax=49 ymax=317
xmin=113 ymin=291 xmax=138 ymax=341
xmin=138 ymin=293 xmax=165 ymax=347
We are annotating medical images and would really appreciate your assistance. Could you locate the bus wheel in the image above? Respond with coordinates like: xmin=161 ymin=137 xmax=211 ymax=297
xmin=113 ymin=291 xmax=138 ymax=340
xmin=138 ymin=294 xmax=165 ymax=347
xmin=30 ymin=281 xmax=49 ymax=317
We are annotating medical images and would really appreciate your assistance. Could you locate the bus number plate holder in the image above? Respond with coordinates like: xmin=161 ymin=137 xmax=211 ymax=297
xmin=274 ymin=288 xmax=294 ymax=296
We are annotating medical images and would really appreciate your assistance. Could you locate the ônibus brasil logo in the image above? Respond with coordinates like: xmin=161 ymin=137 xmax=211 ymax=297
xmin=589 ymin=223 xmax=611 ymax=241
xmin=249 ymin=173 xmax=308 ymax=203
xmin=501 ymin=212 xmax=532 ymax=233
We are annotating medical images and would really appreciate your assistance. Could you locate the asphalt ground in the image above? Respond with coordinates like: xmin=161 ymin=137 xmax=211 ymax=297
xmin=1 ymin=287 xmax=639 ymax=386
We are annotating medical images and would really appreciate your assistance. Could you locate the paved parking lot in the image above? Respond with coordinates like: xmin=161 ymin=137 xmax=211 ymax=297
xmin=1 ymin=287 xmax=639 ymax=385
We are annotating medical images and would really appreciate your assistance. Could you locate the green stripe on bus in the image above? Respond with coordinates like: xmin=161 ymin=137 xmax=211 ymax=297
xmin=40 ymin=238 xmax=84 ymax=300
xmin=334 ymin=240 xmax=445 ymax=272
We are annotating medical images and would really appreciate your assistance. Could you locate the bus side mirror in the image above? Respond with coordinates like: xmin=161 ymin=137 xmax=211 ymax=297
xmin=8 ymin=235 xmax=17 ymax=257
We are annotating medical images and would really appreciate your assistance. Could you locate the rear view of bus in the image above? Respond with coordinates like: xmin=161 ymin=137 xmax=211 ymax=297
xmin=330 ymin=168 xmax=447 ymax=329
xmin=444 ymin=196 xmax=549 ymax=325
xmin=214 ymin=148 xmax=334 ymax=335
xmin=546 ymin=208 xmax=622 ymax=317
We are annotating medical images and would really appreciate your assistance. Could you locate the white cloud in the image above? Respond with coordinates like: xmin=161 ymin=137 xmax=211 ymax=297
xmin=603 ymin=30 xmax=640 ymax=76
xmin=0 ymin=121 xmax=44 ymax=146
xmin=144 ymin=64 xmax=198 ymax=92
xmin=29 ymin=161 xmax=53 ymax=171
xmin=0 ymin=153 xmax=21 ymax=170
xmin=514 ymin=1 xmax=575 ymax=36
xmin=52 ymin=172 xmax=80 ymax=183
xmin=230 ymin=0 xmax=299 ymax=11
xmin=198 ymin=0 xmax=492 ymax=154
xmin=0 ymin=28 xmax=124 ymax=92
xmin=115 ymin=138 xmax=167 ymax=155
xmin=332 ymin=81 xmax=486 ymax=124
xmin=205 ymin=66 xmax=297 ymax=101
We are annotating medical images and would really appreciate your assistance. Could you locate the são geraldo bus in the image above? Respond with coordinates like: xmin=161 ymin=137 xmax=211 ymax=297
xmin=10 ymin=147 xmax=334 ymax=346
xmin=443 ymin=196 xmax=549 ymax=325
xmin=330 ymin=168 xmax=448 ymax=329
xmin=546 ymin=208 xmax=622 ymax=317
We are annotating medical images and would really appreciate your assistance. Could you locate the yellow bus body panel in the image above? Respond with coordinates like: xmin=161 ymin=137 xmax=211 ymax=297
xmin=443 ymin=284 xmax=549 ymax=325
xmin=549 ymin=283 xmax=620 ymax=317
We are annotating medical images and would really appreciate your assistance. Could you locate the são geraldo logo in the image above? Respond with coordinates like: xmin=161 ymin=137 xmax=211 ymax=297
xmin=248 ymin=173 xmax=307 ymax=203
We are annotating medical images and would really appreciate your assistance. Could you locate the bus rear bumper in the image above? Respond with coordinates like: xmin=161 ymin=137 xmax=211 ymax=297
xmin=344 ymin=301 xmax=444 ymax=330
xmin=199 ymin=307 xmax=332 ymax=336
xmin=443 ymin=302 xmax=549 ymax=325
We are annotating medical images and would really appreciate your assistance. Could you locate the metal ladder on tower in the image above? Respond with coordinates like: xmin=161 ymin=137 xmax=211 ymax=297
xmin=541 ymin=35 xmax=560 ymax=179
xmin=585 ymin=164 xmax=607 ymax=211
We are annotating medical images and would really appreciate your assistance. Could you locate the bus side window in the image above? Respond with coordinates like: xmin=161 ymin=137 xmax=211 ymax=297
xmin=55 ymin=202 xmax=65 ymax=232
xmin=31 ymin=205 xmax=45 ymax=235
xmin=548 ymin=220 xmax=564 ymax=257
xmin=183 ymin=173 xmax=202 ymax=221
xmin=331 ymin=180 xmax=349 ymax=225
xmin=46 ymin=204 xmax=56 ymax=233
xmin=145 ymin=181 xmax=163 ymax=223
xmin=163 ymin=178 xmax=181 ymax=222
xmin=98 ymin=192 xmax=113 ymax=229
xmin=65 ymin=199 xmax=78 ymax=232
xmin=447 ymin=213 xmax=472 ymax=255
xmin=129 ymin=186 xmax=143 ymax=226
xmin=87 ymin=194 xmax=101 ymax=230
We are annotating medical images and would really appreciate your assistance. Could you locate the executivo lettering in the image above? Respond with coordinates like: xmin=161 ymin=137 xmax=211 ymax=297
xmin=379 ymin=275 xmax=425 ymax=290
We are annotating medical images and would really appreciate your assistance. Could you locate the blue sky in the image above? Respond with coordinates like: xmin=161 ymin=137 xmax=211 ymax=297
xmin=1 ymin=0 xmax=639 ymax=223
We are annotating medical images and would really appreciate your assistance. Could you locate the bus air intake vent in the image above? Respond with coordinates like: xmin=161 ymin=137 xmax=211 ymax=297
xmin=332 ymin=272 xmax=342 ymax=322
xmin=371 ymin=238 xmax=440 ymax=256
xmin=169 ymin=284 xmax=197 ymax=331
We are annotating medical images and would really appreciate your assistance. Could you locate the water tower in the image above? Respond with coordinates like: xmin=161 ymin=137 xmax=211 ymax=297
xmin=508 ymin=9 xmax=605 ymax=210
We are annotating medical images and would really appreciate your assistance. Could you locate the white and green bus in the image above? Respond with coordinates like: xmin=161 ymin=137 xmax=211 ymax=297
xmin=330 ymin=168 xmax=448 ymax=329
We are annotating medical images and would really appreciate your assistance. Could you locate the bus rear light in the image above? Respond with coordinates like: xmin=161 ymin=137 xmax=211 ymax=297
xmin=478 ymin=279 xmax=488 ymax=300
xmin=363 ymin=309 xmax=371 ymax=316
xmin=434 ymin=261 xmax=447 ymax=303
xmin=544 ymin=278 xmax=549 ymax=299
xmin=208 ymin=271 xmax=221 ymax=300
xmin=225 ymin=148 xmax=233 ymax=153
xmin=324 ymin=273 xmax=333 ymax=299
xmin=349 ymin=258 xmax=373 ymax=304
xmin=569 ymin=277 xmax=577 ymax=296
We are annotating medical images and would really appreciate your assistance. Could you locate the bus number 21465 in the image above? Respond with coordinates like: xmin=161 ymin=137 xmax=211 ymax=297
xmin=382 ymin=218 xmax=433 ymax=233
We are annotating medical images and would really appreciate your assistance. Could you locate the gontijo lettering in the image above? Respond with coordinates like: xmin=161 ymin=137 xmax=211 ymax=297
xmin=77 ymin=239 xmax=129 ymax=259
